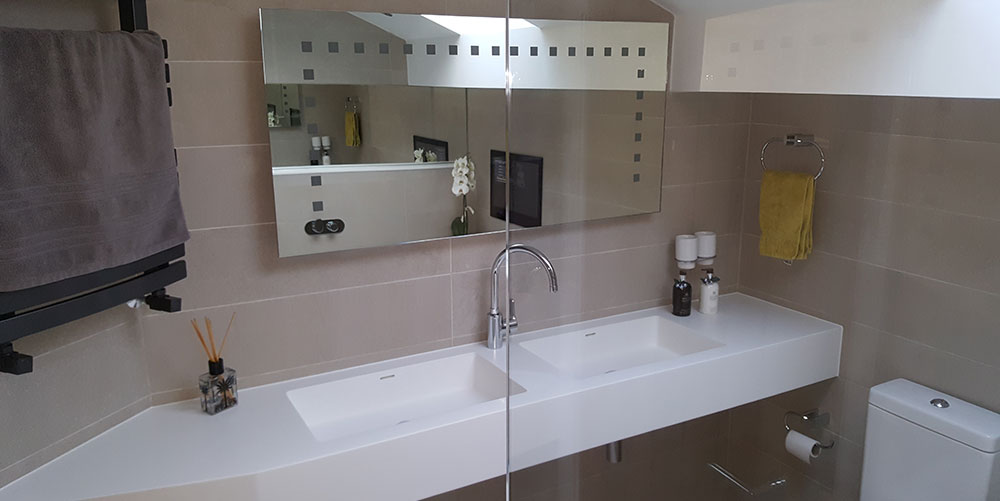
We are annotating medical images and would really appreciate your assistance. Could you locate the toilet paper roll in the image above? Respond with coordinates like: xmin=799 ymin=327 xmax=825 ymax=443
xmin=311 ymin=136 xmax=322 ymax=150
xmin=785 ymin=430 xmax=821 ymax=464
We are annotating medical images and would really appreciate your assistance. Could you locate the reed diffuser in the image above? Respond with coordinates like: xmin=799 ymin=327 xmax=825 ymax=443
xmin=192 ymin=313 xmax=238 ymax=415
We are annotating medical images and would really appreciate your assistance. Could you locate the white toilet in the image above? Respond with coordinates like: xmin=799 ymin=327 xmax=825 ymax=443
xmin=860 ymin=379 xmax=1000 ymax=500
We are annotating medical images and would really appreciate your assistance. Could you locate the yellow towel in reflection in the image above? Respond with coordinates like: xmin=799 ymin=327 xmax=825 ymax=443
xmin=345 ymin=111 xmax=361 ymax=147
xmin=759 ymin=170 xmax=814 ymax=260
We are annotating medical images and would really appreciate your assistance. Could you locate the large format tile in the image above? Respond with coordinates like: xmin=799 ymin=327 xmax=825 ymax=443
xmin=810 ymin=190 xmax=1000 ymax=295
xmin=663 ymin=123 xmax=749 ymax=185
xmin=851 ymin=322 xmax=1000 ymax=413
xmin=0 ymin=322 xmax=149 ymax=480
xmin=0 ymin=1 xmax=118 ymax=30
xmin=752 ymin=93 xmax=1000 ymax=144
xmin=176 ymin=145 xmax=276 ymax=230
xmin=168 ymin=62 xmax=269 ymax=148
xmin=740 ymin=234 xmax=1000 ymax=371
xmin=747 ymin=124 xmax=1000 ymax=221
xmin=142 ymin=275 xmax=453 ymax=395
xmin=164 ymin=223 xmax=450 ymax=310
xmin=666 ymin=92 xmax=752 ymax=127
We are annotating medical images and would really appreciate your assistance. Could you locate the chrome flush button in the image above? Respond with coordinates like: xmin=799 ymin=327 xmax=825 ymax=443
xmin=930 ymin=398 xmax=950 ymax=409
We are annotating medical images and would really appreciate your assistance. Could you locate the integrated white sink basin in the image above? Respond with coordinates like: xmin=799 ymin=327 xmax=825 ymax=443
xmin=287 ymin=353 xmax=523 ymax=442
xmin=519 ymin=315 xmax=725 ymax=378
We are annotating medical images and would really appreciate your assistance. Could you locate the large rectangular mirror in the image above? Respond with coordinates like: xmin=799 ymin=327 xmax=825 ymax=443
xmin=261 ymin=9 xmax=670 ymax=257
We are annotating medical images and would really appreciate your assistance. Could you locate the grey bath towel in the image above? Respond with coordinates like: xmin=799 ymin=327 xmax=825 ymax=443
xmin=0 ymin=27 xmax=188 ymax=292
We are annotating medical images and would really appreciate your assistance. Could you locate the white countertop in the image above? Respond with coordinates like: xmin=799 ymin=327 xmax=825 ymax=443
xmin=0 ymin=293 xmax=842 ymax=501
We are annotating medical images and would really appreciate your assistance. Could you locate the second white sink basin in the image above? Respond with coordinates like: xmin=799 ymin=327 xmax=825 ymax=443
xmin=519 ymin=315 xmax=724 ymax=378
xmin=287 ymin=353 xmax=522 ymax=442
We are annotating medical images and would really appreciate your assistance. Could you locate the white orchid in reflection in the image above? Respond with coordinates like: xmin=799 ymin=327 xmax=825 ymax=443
xmin=414 ymin=148 xmax=425 ymax=163
xmin=451 ymin=155 xmax=476 ymax=196
xmin=451 ymin=155 xmax=476 ymax=236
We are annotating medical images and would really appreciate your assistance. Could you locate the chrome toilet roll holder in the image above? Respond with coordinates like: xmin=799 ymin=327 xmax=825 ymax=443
xmin=785 ymin=409 xmax=836 ymax=450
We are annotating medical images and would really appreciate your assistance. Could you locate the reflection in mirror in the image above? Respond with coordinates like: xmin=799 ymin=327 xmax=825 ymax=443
xmin=260 ymin=9 xmax=670 ymax=257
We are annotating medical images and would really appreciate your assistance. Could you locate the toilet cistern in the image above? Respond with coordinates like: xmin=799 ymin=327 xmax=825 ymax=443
xmin=487 ymin=244 xmax=558 ymax=350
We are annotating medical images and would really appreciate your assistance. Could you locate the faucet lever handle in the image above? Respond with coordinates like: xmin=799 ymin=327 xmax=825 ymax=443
xmin=508 ymin=297 xmax=518 ymax=333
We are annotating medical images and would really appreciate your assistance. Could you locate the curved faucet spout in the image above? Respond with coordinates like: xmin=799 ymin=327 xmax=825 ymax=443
xmin=487 ymin=244 xmax=559 ymax=350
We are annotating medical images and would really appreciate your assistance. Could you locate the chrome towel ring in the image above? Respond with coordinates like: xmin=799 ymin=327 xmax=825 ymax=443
xmin=760 ymin=134 xmax=825 ymax=180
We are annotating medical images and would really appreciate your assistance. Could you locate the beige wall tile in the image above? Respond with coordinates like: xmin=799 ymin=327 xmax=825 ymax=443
xmin=663 ymin=123 xmax=749 ymax=185
xmin=168 ymin=62 xmax=269 ymax=147
xmin=811 ymin=190 xmax=1000 ymax=295
xmin=0 ymin=396 xmax=149 ymax=489
xmin=142 ymin=275 xmax=452 ymax=394
xmin=167 ymin=224 xmax=450 ymax=310
xmin=0 ymin=0 xmax=118 ymax=30
xmin=752 ymin=93 xmax=1000 ymax=144
xmin=693 ymin=181 xmax=744 ymax=235
xmin=865 ymin=323 xmax=1000 ymax=412
xmin=177 ymin=145 xmax=276 ymax=230
xmin=0 ymin=322 xmax=149 ymax=482
xmin=665 ymin=92 xmax=752 ymax=127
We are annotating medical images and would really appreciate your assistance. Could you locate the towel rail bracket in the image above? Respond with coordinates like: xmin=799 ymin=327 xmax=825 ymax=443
xmin=0 ymin=245 xmax=187 ymax=375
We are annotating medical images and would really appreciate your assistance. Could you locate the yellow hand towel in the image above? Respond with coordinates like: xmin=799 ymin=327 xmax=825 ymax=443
xmin=759 ymin=170 xmax=814 ymax=260
xmin=345 ymin=110 xmax=361 ymax=147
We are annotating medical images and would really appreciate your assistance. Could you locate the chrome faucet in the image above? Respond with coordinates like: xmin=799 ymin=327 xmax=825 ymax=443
xmin=487 ymin=244 xmax=558 ymax=350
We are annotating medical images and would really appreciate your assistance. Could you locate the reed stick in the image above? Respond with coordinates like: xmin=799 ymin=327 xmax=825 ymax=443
xmin=191 ymin=319 xmax=212 ymax=361
xmin=205 ymin=317 xmax=218 ymax=362
xmin=219 ymin=312 xmax=236 ymax=358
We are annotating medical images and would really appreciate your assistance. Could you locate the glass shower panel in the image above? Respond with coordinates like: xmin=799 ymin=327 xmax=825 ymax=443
xmin=502 ymin=3 xmax=733 ymax=500
xmin=257 ymin=8 xmax=511 ymax=500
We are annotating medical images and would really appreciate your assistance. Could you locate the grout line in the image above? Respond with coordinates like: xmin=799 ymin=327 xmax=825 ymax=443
xmin=454 ymin=234 xmax=740 ymax=274
xmin=853 ymin=320 xmax=1000 ymax=372
xmin=144 ymin=272 xmax=454 ymax=317
xmin=662 ymin=179 xmax=743 ymax=188
xmin=815 ymin=188 xmax=1000 ymax=225
xmin=745 ymin=177 xmax=1000 ymax=224
xmin=664 ymin=122 xmax=750 ymax=130
xmin=0 ymin=395 xmax=151 ymax=487
xmin=449 ymin=240 xmax=455 ymax=343
xmin=741 ymin=232 xmax=1000 ymax=299
xmin=167 ymin=59 xmax=263 ymax=64
xmin=174 ymin=143 xmax=269 ymax=150
xmin=22 ymin=319 xmax=129 ymax=359
xmin=749 ymin=121 xmax=1000 ymax=146
xmin=189 ymin=221 xmax=274 ymax=233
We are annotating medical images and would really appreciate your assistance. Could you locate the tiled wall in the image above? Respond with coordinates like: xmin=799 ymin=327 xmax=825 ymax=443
xmin=733 ymin=94 xmax=1000 ymax=500
xmin=0 ymin=0 xmax=750 ymax=494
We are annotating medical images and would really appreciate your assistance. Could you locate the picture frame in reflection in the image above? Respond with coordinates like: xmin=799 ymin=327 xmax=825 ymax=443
xmin=490 ymin=150 xmax=543 ymax=228
xmin=413 ymin=135 xmax=449 ymax=162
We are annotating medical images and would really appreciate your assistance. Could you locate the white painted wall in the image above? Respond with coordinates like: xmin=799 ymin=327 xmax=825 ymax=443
xmin=662 ymin=0 xmax=1000 ymax=98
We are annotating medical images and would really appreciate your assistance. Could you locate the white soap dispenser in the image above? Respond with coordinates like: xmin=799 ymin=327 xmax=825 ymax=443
xmin=699 ymin=268 xmax=720 ymax=315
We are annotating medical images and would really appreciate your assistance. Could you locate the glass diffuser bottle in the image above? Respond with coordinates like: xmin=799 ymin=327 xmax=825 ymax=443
xmin=198 ymin=358 xmax=238 ymax=415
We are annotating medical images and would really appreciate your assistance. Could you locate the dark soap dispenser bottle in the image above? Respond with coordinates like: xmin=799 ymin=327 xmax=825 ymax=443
xmin=672 ymin=270 xmax=692 ymax=316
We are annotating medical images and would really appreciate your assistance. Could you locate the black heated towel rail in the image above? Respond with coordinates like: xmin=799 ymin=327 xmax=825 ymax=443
xmin=0 ymin=0 xmax=185 ymax=375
